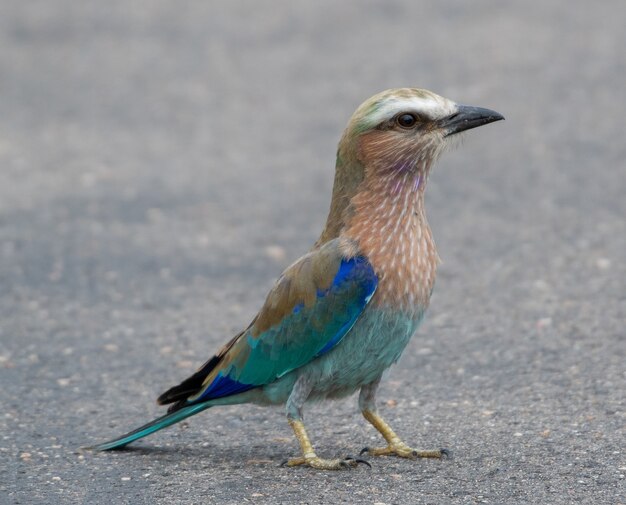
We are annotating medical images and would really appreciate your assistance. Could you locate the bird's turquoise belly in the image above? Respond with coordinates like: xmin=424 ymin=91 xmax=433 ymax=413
xmin=261 ymin=308 xmax=423 ymax=404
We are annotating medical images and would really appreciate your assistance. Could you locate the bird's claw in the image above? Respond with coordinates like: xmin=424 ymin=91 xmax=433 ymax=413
xmin=343 ymin=455 xmax=372 ymax=468
xmin=439 ymin=448 xmax=453 ymax=459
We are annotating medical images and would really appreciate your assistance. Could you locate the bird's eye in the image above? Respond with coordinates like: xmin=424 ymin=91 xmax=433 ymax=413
xmin=396 ymin=113 xmax=418 ymax=129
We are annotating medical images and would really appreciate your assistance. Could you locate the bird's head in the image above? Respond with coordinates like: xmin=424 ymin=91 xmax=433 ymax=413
xmin=339 ymin=88 xmax=504 ymax=174
xmin=318 ymin=88 xmax=503 ymax=244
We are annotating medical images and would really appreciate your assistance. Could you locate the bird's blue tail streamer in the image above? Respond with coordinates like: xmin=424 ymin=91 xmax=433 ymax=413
xmin=85 ymin=402 xmax=211 ymax=451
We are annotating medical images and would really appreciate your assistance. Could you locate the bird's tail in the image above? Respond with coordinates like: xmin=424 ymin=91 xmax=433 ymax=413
xmin=85 ymin=402 xmax=212 ymax=451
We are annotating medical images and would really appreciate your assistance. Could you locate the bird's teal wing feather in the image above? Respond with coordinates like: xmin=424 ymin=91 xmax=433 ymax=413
xmin=186 ymin=239 xmax=377 ymax=403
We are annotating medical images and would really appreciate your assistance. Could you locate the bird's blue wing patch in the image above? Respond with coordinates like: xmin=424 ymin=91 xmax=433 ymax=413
xmin=202 ymin=373 xmax=255 ymax=398
xmin=314 ymin=256 xmax=377 ymax=357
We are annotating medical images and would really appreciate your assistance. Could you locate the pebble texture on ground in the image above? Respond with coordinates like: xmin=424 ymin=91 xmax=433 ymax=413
xmin=1 ymin=2 xmax=624 ymax=504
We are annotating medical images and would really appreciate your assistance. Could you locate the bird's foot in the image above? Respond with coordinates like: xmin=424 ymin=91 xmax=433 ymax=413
xmin=281 ymin=453 xmax=371 ymax=470
xmin=360 ymin=441 xmax=450 ymax=460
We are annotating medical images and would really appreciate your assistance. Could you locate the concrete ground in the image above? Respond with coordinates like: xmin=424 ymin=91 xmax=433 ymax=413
xmin=0 ymin=1 xmax=624 ymax=504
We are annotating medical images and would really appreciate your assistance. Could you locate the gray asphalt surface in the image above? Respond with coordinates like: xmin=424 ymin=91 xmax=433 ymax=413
xmin=1 ymin=2 xmax=625 ymax=504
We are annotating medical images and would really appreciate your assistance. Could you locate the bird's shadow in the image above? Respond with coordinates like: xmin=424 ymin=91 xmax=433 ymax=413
xmin=86 ymin=442 xmax=286 ymax=466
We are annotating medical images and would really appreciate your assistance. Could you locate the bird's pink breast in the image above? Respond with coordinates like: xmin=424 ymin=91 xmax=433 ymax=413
xmin=342 ymin=172 xmax=439 ymax=316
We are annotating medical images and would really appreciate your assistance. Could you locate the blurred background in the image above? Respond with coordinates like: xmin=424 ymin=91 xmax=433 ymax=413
xmin=1 ymin=2 xmax=624 ymax=504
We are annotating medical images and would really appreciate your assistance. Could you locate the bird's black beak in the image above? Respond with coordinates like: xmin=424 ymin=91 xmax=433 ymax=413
xmin=441 ymin=105 xmax=504 ymax=137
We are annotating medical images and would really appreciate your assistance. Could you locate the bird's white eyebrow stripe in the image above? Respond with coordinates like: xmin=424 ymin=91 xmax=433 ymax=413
xmin=367 ymin=97 xmax=457 ymax=127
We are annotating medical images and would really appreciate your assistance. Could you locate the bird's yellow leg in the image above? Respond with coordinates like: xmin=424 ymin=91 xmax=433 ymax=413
xmin=283 ymin=375 xmax=369 ymax=470
xmin=282 ymin=418 xmax=369 ymax=470
xmin=361 ymin=409 xmax=447 ymax=459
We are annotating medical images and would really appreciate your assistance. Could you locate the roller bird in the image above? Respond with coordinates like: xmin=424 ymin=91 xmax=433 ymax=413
xmin=89 ymin=88 xmax=503 ymax=470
